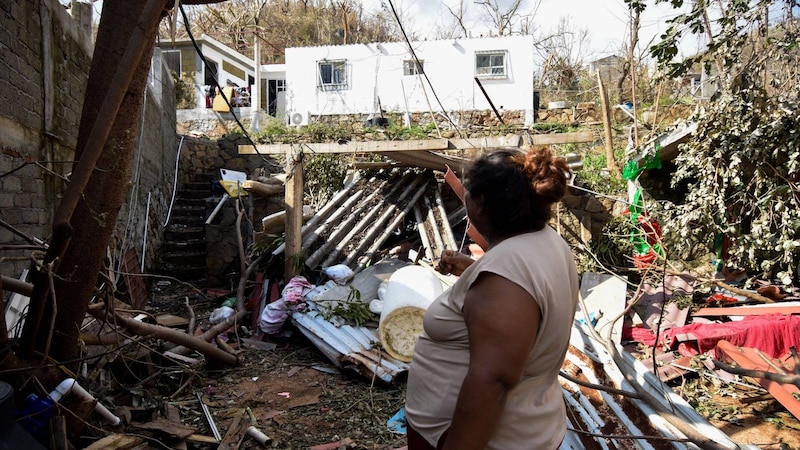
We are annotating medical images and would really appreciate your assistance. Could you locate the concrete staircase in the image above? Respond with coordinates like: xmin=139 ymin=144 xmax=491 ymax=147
xmin=158 ymin=174 xmax=214 ymax=284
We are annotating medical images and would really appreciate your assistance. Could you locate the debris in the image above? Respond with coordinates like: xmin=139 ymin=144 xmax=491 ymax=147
xmin=308 ymin=438 xmax=354 ymax=450
xmin=386 ymin=407 xmax=407 ymax=434
xmin=83 ymin=434 xmax=144 ymax=450
xmin=196 ymin=391 xmax=222 ymax=442
xmin=129 ymin=417 xmax=196 ymax=440
xmin=715 ymin=340 xmax=800 ymax=420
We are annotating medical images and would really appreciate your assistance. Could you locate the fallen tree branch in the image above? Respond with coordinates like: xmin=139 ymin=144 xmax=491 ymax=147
xmin=577 ymin=275 xmax=742 ymax=450
xmin=664 ymin=268 xmax=774 ymax=303
xmin=185 ymin=296 xmax=196 ymax=334
xmin=713 ymin=360 xmax=800 ymax=389
xmin=86 ymin=304 xmax=239 ymax=366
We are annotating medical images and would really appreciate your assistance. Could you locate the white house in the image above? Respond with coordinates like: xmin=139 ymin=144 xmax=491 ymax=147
xmin=284 ymin=35 xmax=536 ymax=126
xmin=159 ymin=34 xmax=258 ymax=109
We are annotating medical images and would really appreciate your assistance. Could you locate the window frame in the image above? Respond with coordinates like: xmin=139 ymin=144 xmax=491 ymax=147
xmin=162 ymin=50 xmax=182 ymax=76
xmin=403 ymin=59 xmax=424 ymax=76
xmin=475 ymin=50 xmax=508 ymax=79
xmin=317 ymin=59 xmax=348 ymax=89
xmin=204 ymin=59 xmax=219 ymax=86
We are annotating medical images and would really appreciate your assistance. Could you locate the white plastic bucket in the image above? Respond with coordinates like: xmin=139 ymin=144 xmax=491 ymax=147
xmin=378 ymin=265 xmax=444 ymax=362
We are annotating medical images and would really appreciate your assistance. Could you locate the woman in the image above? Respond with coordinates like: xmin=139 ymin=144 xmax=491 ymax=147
xmin=405 ymin=146 xmax=579 ymax=450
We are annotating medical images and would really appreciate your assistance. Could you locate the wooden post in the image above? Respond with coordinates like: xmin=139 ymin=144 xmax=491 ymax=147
xmin=285 ymin=147 xmax=304 ymax=280
xmin=597 ymin=71 xmax=621 ymax=178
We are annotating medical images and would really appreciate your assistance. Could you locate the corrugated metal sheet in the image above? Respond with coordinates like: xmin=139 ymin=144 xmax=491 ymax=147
xmin=560 ymin=321 xmax=761 ymax=450
xmin=291 ymin=311 xmax=409 ymax=383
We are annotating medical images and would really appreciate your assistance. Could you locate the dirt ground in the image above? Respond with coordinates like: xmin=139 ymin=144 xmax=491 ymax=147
xmin=119 ymin=284 xmax=800 ymax=450
xmin=193 ymin=333 xmax=408 ymax=449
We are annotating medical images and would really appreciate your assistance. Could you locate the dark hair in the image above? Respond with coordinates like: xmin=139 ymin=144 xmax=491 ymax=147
xmin=464 ymin=146 xmax=570 ymax=236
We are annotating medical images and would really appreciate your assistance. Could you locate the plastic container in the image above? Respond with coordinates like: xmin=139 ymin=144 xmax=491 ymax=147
xmin=378 ymin=266 xmax=444 ymax=362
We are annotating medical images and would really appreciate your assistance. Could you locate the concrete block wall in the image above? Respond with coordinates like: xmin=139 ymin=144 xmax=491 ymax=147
xmin=0 ymin=0 xmax=91 ymax=280
xmin=0 ymin=0 xmax=178 ymax=284
xmin=112 ymin=49 xmax=179 ymax=274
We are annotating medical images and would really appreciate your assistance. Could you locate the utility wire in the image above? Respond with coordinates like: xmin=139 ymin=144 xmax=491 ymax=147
xmin=385 ymin=0 xmax=463 ymax=137
xmin=178 ymin=3 xmax=272 ymax=167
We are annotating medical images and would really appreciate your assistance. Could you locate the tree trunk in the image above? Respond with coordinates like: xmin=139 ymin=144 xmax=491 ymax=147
xmin=22 ymin=1 xmax=168 ymax=365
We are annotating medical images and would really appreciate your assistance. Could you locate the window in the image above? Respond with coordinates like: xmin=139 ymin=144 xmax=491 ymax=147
xmin=204 ymin=59 xmax=219 ymax=86
xmin=318 ymin=60 xmax=347 ymax=88
xmin=276 ymin=79 xmax=286 ymax=92
xmin=162 ymin=50 xmax=181 ymax=75
xmin=403 ymin=59 xmax=424 ymax=75
xmin=475 ymin=51 xmax=508 ymax=78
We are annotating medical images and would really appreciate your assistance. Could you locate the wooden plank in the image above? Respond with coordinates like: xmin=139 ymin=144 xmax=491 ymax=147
xmin=84 ymin=434 xmax=144 ymax=450
xmin=694 ymin=302 xmax=800 ymax=317
xmin=530 ymin=131 xmax=594 ymax=145
xmin=155 ymin=314 xmax=190 ymax=328
xmin=285 ymin=150 xmax=304 ymax=280
xmin=448 ymin=135 xmax=522 ymax=149
xmin=121 ymin=249 xmax=148 ymax=310
xmin=239 ymin=138 xmax=449 ymax=155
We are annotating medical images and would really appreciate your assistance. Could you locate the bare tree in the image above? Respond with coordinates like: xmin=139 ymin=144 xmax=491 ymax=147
xmin=439 ymin=0 xmax=469 ymax=39
xmin=475 ymin=0 xmax=531 ymax=36
xmin=535 ymin=17 xmax=589 ymax=95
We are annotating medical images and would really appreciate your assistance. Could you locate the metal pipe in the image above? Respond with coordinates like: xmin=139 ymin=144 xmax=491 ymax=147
xmin=473 ymin=77 xmax=504 ymax=125
xmin=196 ymin=391 xmax=221 ymax=442
xmin=141 ymin=191 xmax=150 ymax=272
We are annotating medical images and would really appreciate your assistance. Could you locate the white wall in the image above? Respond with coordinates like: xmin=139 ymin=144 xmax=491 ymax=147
xmin=285 ymin=35 xmax=535 ymax=125
xmin=192 ymin=41 xmax=255 ymax=109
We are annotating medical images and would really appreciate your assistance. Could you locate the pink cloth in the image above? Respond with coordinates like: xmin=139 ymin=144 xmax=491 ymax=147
xmin=663 ymin=314 xmax=800 ymax=359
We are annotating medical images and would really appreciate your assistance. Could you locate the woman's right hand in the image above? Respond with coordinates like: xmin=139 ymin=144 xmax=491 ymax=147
xmin=436 ymin=249 xmax=474 ymax=276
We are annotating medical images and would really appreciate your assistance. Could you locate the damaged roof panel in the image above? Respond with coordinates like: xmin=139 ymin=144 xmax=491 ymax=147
xmin=291 ymin=311 xmax=408 ymax=383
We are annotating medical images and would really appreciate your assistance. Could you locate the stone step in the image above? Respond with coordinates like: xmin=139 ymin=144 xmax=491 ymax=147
xmin=161 ymin=240 xmax=205 ymax=252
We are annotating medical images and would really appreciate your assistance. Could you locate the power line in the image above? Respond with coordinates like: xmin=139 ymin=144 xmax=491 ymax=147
xmin=385 ymin=0 xmax=463 ymax=137
xmin=178 ymin=3 xmax=272 ymax=166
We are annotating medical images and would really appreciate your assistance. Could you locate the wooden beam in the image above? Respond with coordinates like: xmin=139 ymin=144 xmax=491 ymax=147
xmin=285 ymin=150 xmax=304 ymax=281
xmin=448 ymin=135 xmax=522 ymax=149
xmin=239 ymin=139 xmax=449 ymax=155
xmin=529 ymin=131 xmax=594 ymax=145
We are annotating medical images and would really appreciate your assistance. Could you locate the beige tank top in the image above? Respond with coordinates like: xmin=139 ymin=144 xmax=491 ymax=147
xmin=405 ymin=226 xmax=578 ymax=450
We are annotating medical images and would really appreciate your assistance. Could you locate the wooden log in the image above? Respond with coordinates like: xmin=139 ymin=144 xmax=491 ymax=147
xmin=242 ymin=180 xmax=284 ymax=197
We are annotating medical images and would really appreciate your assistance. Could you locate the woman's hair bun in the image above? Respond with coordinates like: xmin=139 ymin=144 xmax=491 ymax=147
xmin=516 ymin=146 xmax=569 ymax=202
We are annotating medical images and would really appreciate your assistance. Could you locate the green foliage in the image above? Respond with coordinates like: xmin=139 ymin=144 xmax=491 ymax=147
xmin=529 ymin=122 xmax=576 ymax=133
xmin=254 ymin=117 xmax=294 ymax=142
xmin=655 ymin=81 xmax=800 ymax=283
xmin=303 ymin=153 xmax=347 ymax=209
xmin=303 ymin=123 xmax=355 ymax=143
xmin=590 ymin=215 xmax=636 ymax=269
xmin=316 ymin=287 xmax=376 ymax=327
xmin=380 ymin=123 xmax=437 ymax=140
xmin=644 ymin=1 xmax=800 ymax=283
xmin=578 ymin=150 xmax=627 ymax=194
xmin=172 ymin=71 xmax=195 ymax=109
